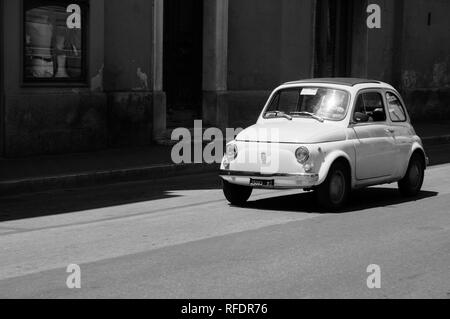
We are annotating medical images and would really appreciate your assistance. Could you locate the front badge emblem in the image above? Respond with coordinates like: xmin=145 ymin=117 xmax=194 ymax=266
xmin=261 ymin=153 xmax=267 ymax=165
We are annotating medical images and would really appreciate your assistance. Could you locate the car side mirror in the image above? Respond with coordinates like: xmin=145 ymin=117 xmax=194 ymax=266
xmin=354 ymin=112 xmax=369 ymax=123
xmin=372 ymin=108 xmax=386 ymax=122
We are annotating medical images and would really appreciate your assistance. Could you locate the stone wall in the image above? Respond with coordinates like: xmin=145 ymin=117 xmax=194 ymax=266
xmin=4 ymin=93 xmax=108 ymax=156
xmin=225 ymin=0 xmax=314 ymax=129
xmin=1 ymin=0 xmax=156 ymax=157
xmin=354 ymin=0 xmax=450 ymax=121
xmin=399 ymin=0 xmax=450 ymax=121
xmin=107 ymin=92 xmax=153 ymax=147
xmin=1 ymin=0 xmax=107 ymax=157
xmin=227 ymin=0 xmax=315 ymax=90
xmin=2 ymin=0 xmax=450 ymax=157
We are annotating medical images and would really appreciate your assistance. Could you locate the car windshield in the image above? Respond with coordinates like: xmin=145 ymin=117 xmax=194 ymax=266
xmin=265 ymin=87 xmax=350 ymax=121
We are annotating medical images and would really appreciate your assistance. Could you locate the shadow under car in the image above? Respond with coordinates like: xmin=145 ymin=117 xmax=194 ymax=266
xmin=242 ymin=187 xmax=439 ymax=214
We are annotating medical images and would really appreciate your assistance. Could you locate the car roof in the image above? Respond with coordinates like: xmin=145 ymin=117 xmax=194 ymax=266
xmin=284 ymin=78 xmax=385 ymax=87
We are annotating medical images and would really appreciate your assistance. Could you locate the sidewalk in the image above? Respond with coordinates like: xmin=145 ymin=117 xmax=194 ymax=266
xmin=0 ymin=145 xmax=219 ymax=197
xmin=0 ymin=122 xmax=449 ymax=196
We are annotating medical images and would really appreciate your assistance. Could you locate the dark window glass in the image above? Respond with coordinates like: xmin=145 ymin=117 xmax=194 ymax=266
xmin=24 ymin=0 xmax=86 ymax=82
xmin=386 ymin=92 xmax=407 ymax=122
xmin=354 ymin=92 xmax=387 ymax=122
xmin=354 ymin=95 xmax=365 ymax=114
xmin=269 ymin=89 xmax=300 ymax=114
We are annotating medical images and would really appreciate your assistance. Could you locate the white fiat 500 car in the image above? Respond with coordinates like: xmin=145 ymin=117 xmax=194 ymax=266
xmin=220 ymin=78 xmax=428 ymax=210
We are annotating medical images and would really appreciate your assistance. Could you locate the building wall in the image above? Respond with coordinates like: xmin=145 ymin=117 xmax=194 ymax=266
xmin=228 ymin=0 xmax=314 ymax=90
xmin=1 ymin=0 xmax=450 ymax=158
xmin=2 ymin=0 xmax=106 ymax=157
xmin=401 ymin=0 xmax=450 ymax=89
xmin=104 ymin=0 xmax=154 ymax=147
xmin=1 ymin=0 xmax=155 ymax=157
xmin=222 ymin=0 xmax=450 ymax=128
xmin=225 ymin=0 xmax=315 ymax=128
xmin=351 ymin=0 xmax=397 ymax=83
xmin=352 ymin=0 xmax=450 ymax=121
xmin=0 ymin=0 xmax=4 ymax=155
xmin=400 ymin=0 xmax=450 ymax=120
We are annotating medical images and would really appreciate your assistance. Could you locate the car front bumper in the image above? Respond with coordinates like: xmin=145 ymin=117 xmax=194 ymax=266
xmin=220 ymin=170 xmax=320 ymax=189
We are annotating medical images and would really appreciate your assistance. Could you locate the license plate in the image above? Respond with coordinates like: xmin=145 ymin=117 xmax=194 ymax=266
xmin=250 ymin=179 xmax=275 ymax=188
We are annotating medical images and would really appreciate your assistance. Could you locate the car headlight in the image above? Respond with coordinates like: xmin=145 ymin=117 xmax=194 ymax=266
xmin=226 ymin=143 xmax=238 ymax=161
xmin=295 ymin=147 xmax=310 ymax=164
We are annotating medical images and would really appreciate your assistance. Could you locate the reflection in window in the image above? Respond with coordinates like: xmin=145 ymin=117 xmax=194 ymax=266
xmin=387 ymin=92 xmax=407 ymax=122
xmin=266 ymin=88 xmax=350 ymax=121
xmin=24 ymin=0 xmax=85 ymax=81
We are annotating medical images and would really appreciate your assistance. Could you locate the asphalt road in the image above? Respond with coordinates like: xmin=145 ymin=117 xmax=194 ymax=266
xmin=0 ymin=144 xmax=450 ymax=299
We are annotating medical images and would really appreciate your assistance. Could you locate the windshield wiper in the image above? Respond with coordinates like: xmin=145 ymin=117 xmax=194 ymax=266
xmin=265 ymin=111 xmax=293 ymax=121
xmin=290 ymin=112 xmax=325 ymax=123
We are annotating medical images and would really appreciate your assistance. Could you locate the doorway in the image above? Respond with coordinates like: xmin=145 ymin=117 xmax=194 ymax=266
xmin=163 ymin=0 xmax=203 ymax=129
xmin=314 ymin=0 xmax=354 ymax=77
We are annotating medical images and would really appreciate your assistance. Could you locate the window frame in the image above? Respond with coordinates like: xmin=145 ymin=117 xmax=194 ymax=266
xmin=351 ymin=89 xmax=389 ymax=126
xmin=263 ymin=86 xmax=352 ymax=122
xmin=385 ymin=91 xmax=408 ymax=123
xmin=21 ymin=0 xmax=89 ymax=87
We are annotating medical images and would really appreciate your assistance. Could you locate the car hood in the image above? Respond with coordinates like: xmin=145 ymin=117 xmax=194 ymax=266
xmin=236 ymin=120 xmax=347 ymax=144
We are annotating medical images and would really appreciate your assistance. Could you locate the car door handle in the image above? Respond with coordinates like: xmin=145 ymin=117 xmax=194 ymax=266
xmin=385 ymin=129 xmax=395 ymax=134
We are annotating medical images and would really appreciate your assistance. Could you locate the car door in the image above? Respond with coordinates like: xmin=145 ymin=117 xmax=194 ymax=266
xmin=351 ymin=90 xmax=397 ymax=180
xmin=385 ymin=91 xmax=414 ymax=176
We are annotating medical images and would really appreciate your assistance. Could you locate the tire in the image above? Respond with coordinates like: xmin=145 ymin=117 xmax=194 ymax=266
xmin=398 ymin=154 xmax=425 ymax=197
xmin=315 ymin=161 xmax=350 ymax=211
xmin=222 ymin=179 xmax=253 ymax=206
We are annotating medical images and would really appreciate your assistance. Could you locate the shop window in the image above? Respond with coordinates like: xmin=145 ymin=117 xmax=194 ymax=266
xmin=24 ymin=0 xmax=87 ymax=83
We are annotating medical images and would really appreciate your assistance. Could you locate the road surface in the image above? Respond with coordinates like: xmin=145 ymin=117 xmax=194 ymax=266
xmin=0 ymin=144 xmax=450 ymax=299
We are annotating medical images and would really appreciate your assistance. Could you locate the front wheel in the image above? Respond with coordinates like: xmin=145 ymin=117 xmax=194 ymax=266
xmin=315 ymin=161 xmax=350 ymax=211
xmin=398 ymin=154 xmax=425 ymax=197
xmin=222 ymin=180 xmax=253 ymax=206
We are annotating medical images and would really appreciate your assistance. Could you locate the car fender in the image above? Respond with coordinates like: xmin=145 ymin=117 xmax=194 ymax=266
xmin=401 ymin=140 xmax=427 ymax=177
xmin=316 ymin=148 xmax=354 ymax=186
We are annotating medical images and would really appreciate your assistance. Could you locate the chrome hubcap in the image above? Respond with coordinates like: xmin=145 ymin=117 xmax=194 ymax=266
xmin=330 ymin=171 xmax=345 ymax=204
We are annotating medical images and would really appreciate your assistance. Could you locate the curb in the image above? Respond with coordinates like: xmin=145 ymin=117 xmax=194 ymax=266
xmin=0 ymin=163 xmax=220 ymax=197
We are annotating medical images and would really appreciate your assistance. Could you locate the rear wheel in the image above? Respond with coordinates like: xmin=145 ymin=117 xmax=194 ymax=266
xmin=315 ymin=161 xmax=350 ymax=211
xmin=222 ymin=180 xmax=253 ymax=206
xmin=398 ymin=154 xmax=425 ymax=197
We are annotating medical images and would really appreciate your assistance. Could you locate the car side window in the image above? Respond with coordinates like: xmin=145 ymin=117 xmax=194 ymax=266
xmin=353 ymin=92 xmax=386 ymax=123
xmin=386 ymin=92 xmax=407 ymax=122
xmin=354 ymin=95 xmax=365 ymax=114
